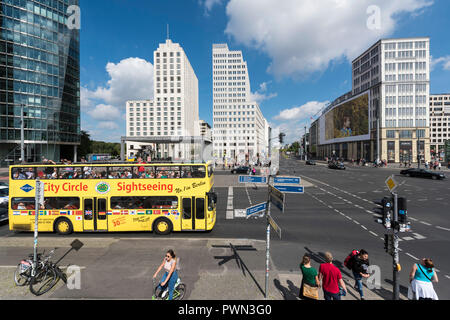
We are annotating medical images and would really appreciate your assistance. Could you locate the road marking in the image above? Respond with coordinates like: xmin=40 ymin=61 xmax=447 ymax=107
xmin=413 ymin=233 xmax=426 ymax=240
xmin=369 ymin=231 xmax=378 ymax=237
xmin=409 ymin=217 xmax=418 ymax=222
xmin=226 ymin=186 xmax=234 ymax=220
xmin=420 ymin=221 xmax=432 ymax=226
xmin=436 ymin=226 xmax=450 ymax=232
xmin=405 ymin=253 xmax=419 ymax=261
xmin=402 ymin=237 xmax=415 ymax=241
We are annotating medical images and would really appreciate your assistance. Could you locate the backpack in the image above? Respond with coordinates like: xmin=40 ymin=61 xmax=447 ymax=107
xmin=344 ymin=250 xmax=359 ymax=270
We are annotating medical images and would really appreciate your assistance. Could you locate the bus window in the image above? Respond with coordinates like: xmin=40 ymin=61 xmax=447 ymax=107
xmin=84 ymin=199 xmax=93 ymax=220
xmin=208 ymin=164 xmax=214 ymax=177
xmin=156 ymin=166 xmax=180 ymax=179
xmin=110 ymin=196 xmax=178 ymax=209
xmin=196 ymin=198 xmax=205 ymax=219
xmin=98 ymin=199 xmax=107 ymax=220
xmin=11 ymin=198 xmax=35 ymax=210
xmin=180 ymin=166 xmax=193 ymax=178
xmin=182 ymin=198 xmax=191 ymax=219
xmin=36 ymin=167 xmax=55 ymax=179
xmin=109 ymin=167 xmax=133 ymax=179
xmin=59 ymin=167 xmax=75 ymax=179
xmin=192 ymin=166 xmax=206 ymax=178
xmin=11 ymin=168 xmax=30 ymax=180
xmin=41 ymin=197 xmax=80 ymax=210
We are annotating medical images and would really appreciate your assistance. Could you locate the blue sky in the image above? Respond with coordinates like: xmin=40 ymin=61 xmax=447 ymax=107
xmin=79 ymin=0 xmax=450 ymax=143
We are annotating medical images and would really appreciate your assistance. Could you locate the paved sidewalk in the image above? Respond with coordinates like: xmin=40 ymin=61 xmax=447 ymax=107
xmin=0 ymin=237 xmax=401 ymax=300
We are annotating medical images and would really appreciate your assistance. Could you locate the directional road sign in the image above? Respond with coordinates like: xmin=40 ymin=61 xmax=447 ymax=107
xmin=269 ymin=185 xmax=285 ymax=213
xmin=274 ymin=185 xmax=304 ymax=194
xmin=239 ymin=175 xmax=268 ymax=184
xmin=273 ymin=176 xmax=301 ymax=185
xmin=246 ymin=202 xmax=267 ymax=219
xmin=268 ymin=214 xmax=282 ymax=239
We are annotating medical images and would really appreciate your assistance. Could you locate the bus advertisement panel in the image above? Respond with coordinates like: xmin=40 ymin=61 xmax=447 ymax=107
xmin=319 ymin=92 xmax=370 ymax=145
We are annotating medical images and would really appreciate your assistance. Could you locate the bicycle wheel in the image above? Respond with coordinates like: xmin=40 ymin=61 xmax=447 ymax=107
xmin=14 ymin=264 xmax=31 ymax=287
xmin=173 ymin=283 xmax=186 ymax=300
xmin=29 ymin=266 xmax=58 ymax=296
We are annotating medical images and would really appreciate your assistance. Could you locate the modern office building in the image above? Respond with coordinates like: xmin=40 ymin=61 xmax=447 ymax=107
xmin=0 ymin=0 xmax=80 ymax=165
xmin=212 ymin=43 xmax=267 ymax=164
xmin=429 ymin=93 xmax=450 ymax=162
xmin=316 ymin=37 xmax=431 ymax=164
xmin=125 ymin=38 xmax=201 ymax=160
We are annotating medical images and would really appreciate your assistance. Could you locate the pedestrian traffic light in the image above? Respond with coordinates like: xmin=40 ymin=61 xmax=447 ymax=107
xmin=384 ymin=233 xmax=395 ymax=256
xmin=397 ymin=197 xmax=411 ymax=232
xmin=373 ymin=197 xmax=393 ymax=229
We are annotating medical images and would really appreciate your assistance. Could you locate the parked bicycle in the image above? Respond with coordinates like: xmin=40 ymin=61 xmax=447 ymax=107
xmin=14 ymin=239 xmax=84 ymax=296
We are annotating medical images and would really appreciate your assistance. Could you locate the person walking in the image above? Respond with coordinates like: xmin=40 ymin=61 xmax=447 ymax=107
xmin=350 ymin=249 xmax=370 ymax=300
xmin=153 ymin=250 xmax=179 ymax=300
xmin=408 ymin=258 xmax=439 ymax=300
xmin=299 ymin=254 xmax=320 ymax=300
xmin=319 ymin=252 xmax=347 ymax=300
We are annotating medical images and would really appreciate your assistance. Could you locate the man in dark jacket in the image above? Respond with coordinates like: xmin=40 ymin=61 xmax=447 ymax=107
xmin=351 ymin=249 xmax=370 ymax=300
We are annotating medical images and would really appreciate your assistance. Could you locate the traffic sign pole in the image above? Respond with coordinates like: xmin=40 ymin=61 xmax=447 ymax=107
xmin=393 ymin=192 xmax=400 ymax=300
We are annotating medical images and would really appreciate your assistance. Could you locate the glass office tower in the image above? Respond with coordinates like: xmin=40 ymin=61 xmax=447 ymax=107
xmin=0 ymin=0 xmax=80 ymax=165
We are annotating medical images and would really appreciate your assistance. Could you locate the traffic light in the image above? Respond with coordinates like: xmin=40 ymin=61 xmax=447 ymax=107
xmin=373 ymin=197 xmax=393 ymax=229
xmin=279 ymin=133 xmax=285 ymax=144
xmin=397 ymin=197 xmax=411 ymax=232
xmin=384 ymin=233 xmax=395 ymax=256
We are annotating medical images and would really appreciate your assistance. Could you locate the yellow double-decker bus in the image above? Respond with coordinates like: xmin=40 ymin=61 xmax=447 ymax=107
xmin=8 ymin=162 xmax=217 ymax=235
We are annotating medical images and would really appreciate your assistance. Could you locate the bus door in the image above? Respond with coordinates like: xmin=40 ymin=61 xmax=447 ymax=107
xmin=181 ymin=197 xmax=206 ymax=231
xmin=181 ymin=198 xmax=193 ymax=230
xmin=83 ymin=198 xmax=108 ymax=231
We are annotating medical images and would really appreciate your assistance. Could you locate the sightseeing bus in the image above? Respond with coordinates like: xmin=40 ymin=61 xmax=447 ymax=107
xmin=8 ymin=162 xmax=216 ymax=235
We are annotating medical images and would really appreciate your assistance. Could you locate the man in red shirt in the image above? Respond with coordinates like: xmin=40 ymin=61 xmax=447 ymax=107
xmin=319 ymin=252 xmax=347 ymax=300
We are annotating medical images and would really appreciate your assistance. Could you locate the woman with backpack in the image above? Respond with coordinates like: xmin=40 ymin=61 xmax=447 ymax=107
xmin=299 ymin=254 xmax=320 ymax=300
xmin=408 ymin=258 xmax=439 ymax=300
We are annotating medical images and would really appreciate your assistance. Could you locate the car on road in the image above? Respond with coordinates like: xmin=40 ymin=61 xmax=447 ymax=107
xmin=0 ymin=185 xmax=8 ymax=223
xmin=0 ymin=182 xmax=7 ymax=187
xmin=328 ymin=162 xmax=346 ymax=170
xmin=231 ymin=166 xmax=251 ymax=174
xmin=400 ymin=168 xmax=446 ymax=180
xmin=306 ymin=160 xmax=316 ymax=165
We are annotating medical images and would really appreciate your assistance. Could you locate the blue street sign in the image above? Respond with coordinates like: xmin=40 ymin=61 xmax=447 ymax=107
xmin=274 ymin=185 xmax=305 ymax=194
xmin=246 ymin=202 xmax=267 ymax=218
xmin=273 ymin=177 xmax=301 ymax=185
xmin=239 ymin=176 xmax=268 ymax=184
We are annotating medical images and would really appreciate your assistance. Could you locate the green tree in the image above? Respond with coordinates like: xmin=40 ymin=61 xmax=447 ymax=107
xmin=79 ymin=130 xmax=93 ymax=159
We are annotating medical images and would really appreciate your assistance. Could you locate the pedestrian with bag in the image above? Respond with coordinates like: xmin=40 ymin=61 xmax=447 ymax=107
xmin=345 ymin=249 xmax=370 ymax=300
xmin=408 ymin=258 xmax=439 ymax=300
xmin=319 ymin=252 xmax=347 ymax=300
xmin=299 ymin=254 xmax=320 ymax=300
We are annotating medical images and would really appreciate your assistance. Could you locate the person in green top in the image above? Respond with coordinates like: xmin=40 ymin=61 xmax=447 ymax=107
xmin=299 ymin=254 xmax=320 ymax=300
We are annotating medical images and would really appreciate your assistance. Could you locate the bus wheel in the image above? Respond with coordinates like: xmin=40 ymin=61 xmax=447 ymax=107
xmin=153 ymin=218 xmax=172 ymax=235
xmin=54 ymin=218 xmax=73 ymax=235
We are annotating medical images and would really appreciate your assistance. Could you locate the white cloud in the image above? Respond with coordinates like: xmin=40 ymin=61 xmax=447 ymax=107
xmin=431 ymin=56 xmax=450 ymax=71
xmin=274 ymin=101 xmax=329 ymax=122
xmin=81 ymin=57 xmax=154 ymax=141
xmin=249 ymin=81 xmax=278 ymax=103
xmin=200 ymin=0 xmax=224 ymax=14
xmin=87 ymin=104 xmax=122 ymax=121
xmin=224 ymin=0 xmax=433 ymax=78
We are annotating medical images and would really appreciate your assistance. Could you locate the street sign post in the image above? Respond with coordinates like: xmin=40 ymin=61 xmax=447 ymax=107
xmin=239 ymin=175 xmax=268 ymax=184
xmin=273 ymin=176 xmax=301 ymax=185
xmin=246 ymin=202 xmax=267 ymax=219
xmin=33 ymin=179 xmax=44 ymax=276
xmin=274 ymin=185 xmax=304 ymax=194
xmin=268 ymin=214 xmax=281 ymax=239
xmin=269 ymin=185 xmax=285 ymax=213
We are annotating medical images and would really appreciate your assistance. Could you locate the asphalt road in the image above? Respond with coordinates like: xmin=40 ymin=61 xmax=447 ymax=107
xmin=1 ymin=158 xmax=449 ymax=299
